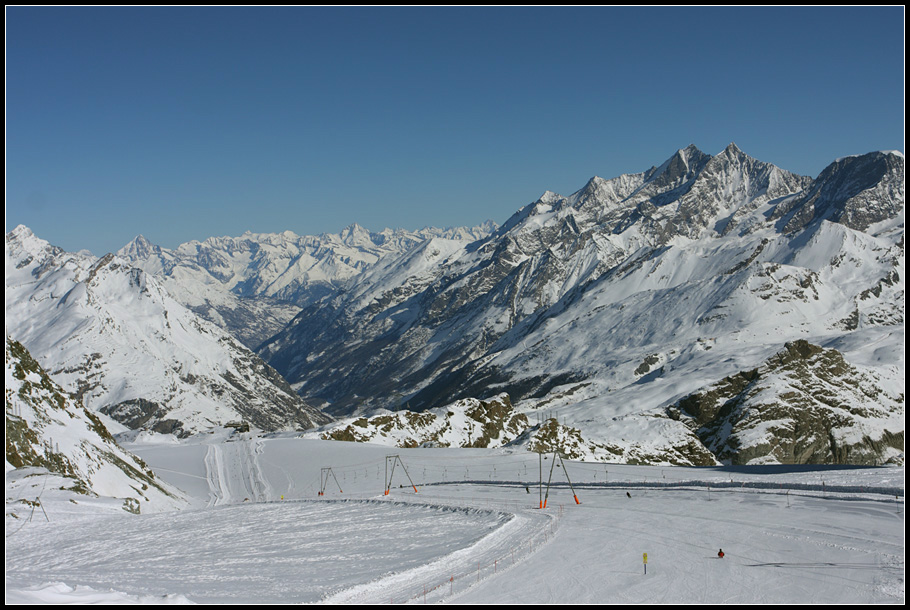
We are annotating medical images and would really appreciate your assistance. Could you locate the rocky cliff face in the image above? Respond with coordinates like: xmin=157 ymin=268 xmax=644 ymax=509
xmin=773 ymin=151 xmax=905 ymax=234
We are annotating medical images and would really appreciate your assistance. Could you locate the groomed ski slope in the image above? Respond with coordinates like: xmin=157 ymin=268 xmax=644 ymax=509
xmin=5 ymin=431 xmax=905 ymax=604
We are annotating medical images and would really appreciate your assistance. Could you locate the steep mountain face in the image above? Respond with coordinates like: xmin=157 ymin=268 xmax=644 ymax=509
xmin=772 ymin=151 xmax=905 ymax=234
xmin=259 ymin=145 xmax=903 ymax=465
xmin=118 ymin=223 xmax=496 ymax=349
xmin=5 ymin=227 xmax=332 ymax=437
xmin=5 ymin=337 xmax=187 ymax=515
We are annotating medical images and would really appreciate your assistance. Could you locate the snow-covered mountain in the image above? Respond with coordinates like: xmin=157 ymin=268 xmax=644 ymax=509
xmin=5 ymin=336 xmax=188 ymax=516
xmin=260 ymin=145 xmax=904 ymax=465
xmin=5 ymin=226 xmax=332 ymax=437
xmin=117 ymin=223 xmax=497 ymax=349
xmin=5 ymin=145 xmax=902 ymax=466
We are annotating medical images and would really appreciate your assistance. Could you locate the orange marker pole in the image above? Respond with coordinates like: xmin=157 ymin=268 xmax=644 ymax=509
xmin=538 ymin=452 xmax=543 ymax=509
xmin=560 ymin=455 xmax=581 ymax=505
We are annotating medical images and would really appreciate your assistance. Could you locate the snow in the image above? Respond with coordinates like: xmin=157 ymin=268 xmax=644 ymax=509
xmin=835 ymin=150 xmax=904 ymax=162
xmin=6 ymin=433 xmax=904 ymax=604
xmin=4 ymin=582 xmax=194 ymax=605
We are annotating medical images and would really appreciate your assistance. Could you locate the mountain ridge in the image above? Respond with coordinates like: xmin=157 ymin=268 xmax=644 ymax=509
xmin=116 ymin=221 xmax=498 ymax=348
xmin=6 ymin=144 xmax=903 ymax=465
xmin=257 ymin=145 xmax=903 ymax=465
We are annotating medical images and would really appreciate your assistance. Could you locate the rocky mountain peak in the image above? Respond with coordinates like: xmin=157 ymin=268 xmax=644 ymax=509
xmin=7 ymin=224 xmax=35 ymax=243
xmin=775 ymin=149 xmax=905 ymax=234
xmin=722 ymin=141 xmax=744 ymax=156
xmin=537 ymin=190 xmax=562 ymax=205
xmin=117 ymin=234 xmax=160 ymax=260
xmin=644 ymin=145 xmax=712 ymax=192
xmin=6 ymin=224 xmax=52 ymax=257
xmin=339 ymin=223 xmax=373 ymax=245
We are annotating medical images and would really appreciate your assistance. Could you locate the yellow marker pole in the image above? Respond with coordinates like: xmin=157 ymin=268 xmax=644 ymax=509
xmin=643 ymin=553 xmax=648 ymax=575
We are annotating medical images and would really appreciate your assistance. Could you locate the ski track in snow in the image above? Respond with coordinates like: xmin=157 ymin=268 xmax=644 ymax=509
xmin=204 ymin=439 xmax=272 ymax=506
xmin=449 ymin=485 xmax=904 ymax=604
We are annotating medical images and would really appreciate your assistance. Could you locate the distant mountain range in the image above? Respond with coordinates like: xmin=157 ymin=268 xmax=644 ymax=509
xmin=117 ymin=223 xmax=497 ymax=349
xmin=6 ymin=144 xmax=904 ymax=465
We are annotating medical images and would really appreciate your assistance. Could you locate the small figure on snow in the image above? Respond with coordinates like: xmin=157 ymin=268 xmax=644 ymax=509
xmin=626 ymin=491 xmax=631 ymax=498
xmin=717 ymin=549 xmax=725 ymax=559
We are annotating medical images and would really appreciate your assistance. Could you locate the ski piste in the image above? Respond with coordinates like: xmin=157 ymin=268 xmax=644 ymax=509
xmin=7 ymin=431 xmax=903 ymax=603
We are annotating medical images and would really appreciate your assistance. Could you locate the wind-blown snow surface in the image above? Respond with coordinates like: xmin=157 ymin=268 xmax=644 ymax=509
xmin=5 ymin=432 xmax=904 ymax=604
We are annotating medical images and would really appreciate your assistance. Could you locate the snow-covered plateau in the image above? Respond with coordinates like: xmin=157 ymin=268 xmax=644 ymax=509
xmin=5 ymin=429 xmax=905 ymax=604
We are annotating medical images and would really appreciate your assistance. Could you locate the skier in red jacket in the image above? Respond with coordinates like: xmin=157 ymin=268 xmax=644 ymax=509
xmin=718 ymin=549 xmax=725 ymax=559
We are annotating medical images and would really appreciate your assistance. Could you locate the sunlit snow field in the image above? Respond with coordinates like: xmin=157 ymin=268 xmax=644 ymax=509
xmin=5 ymin=431 xmax=905 ymax=604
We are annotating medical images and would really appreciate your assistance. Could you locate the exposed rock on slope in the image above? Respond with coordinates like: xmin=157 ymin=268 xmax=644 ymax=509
xmin=5 ymin=337 xmax=187 ymax=514
xmin=318 ymin=393 xmax=528 ymax=449
xmin=521 ymin=417 xmax=719 ymax=466
xmin=666 ymin=340 xmax=904 ymax=465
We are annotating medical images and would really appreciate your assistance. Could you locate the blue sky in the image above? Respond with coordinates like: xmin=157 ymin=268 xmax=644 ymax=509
xmin=6 ymin=6 xmax=905 ymax=255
